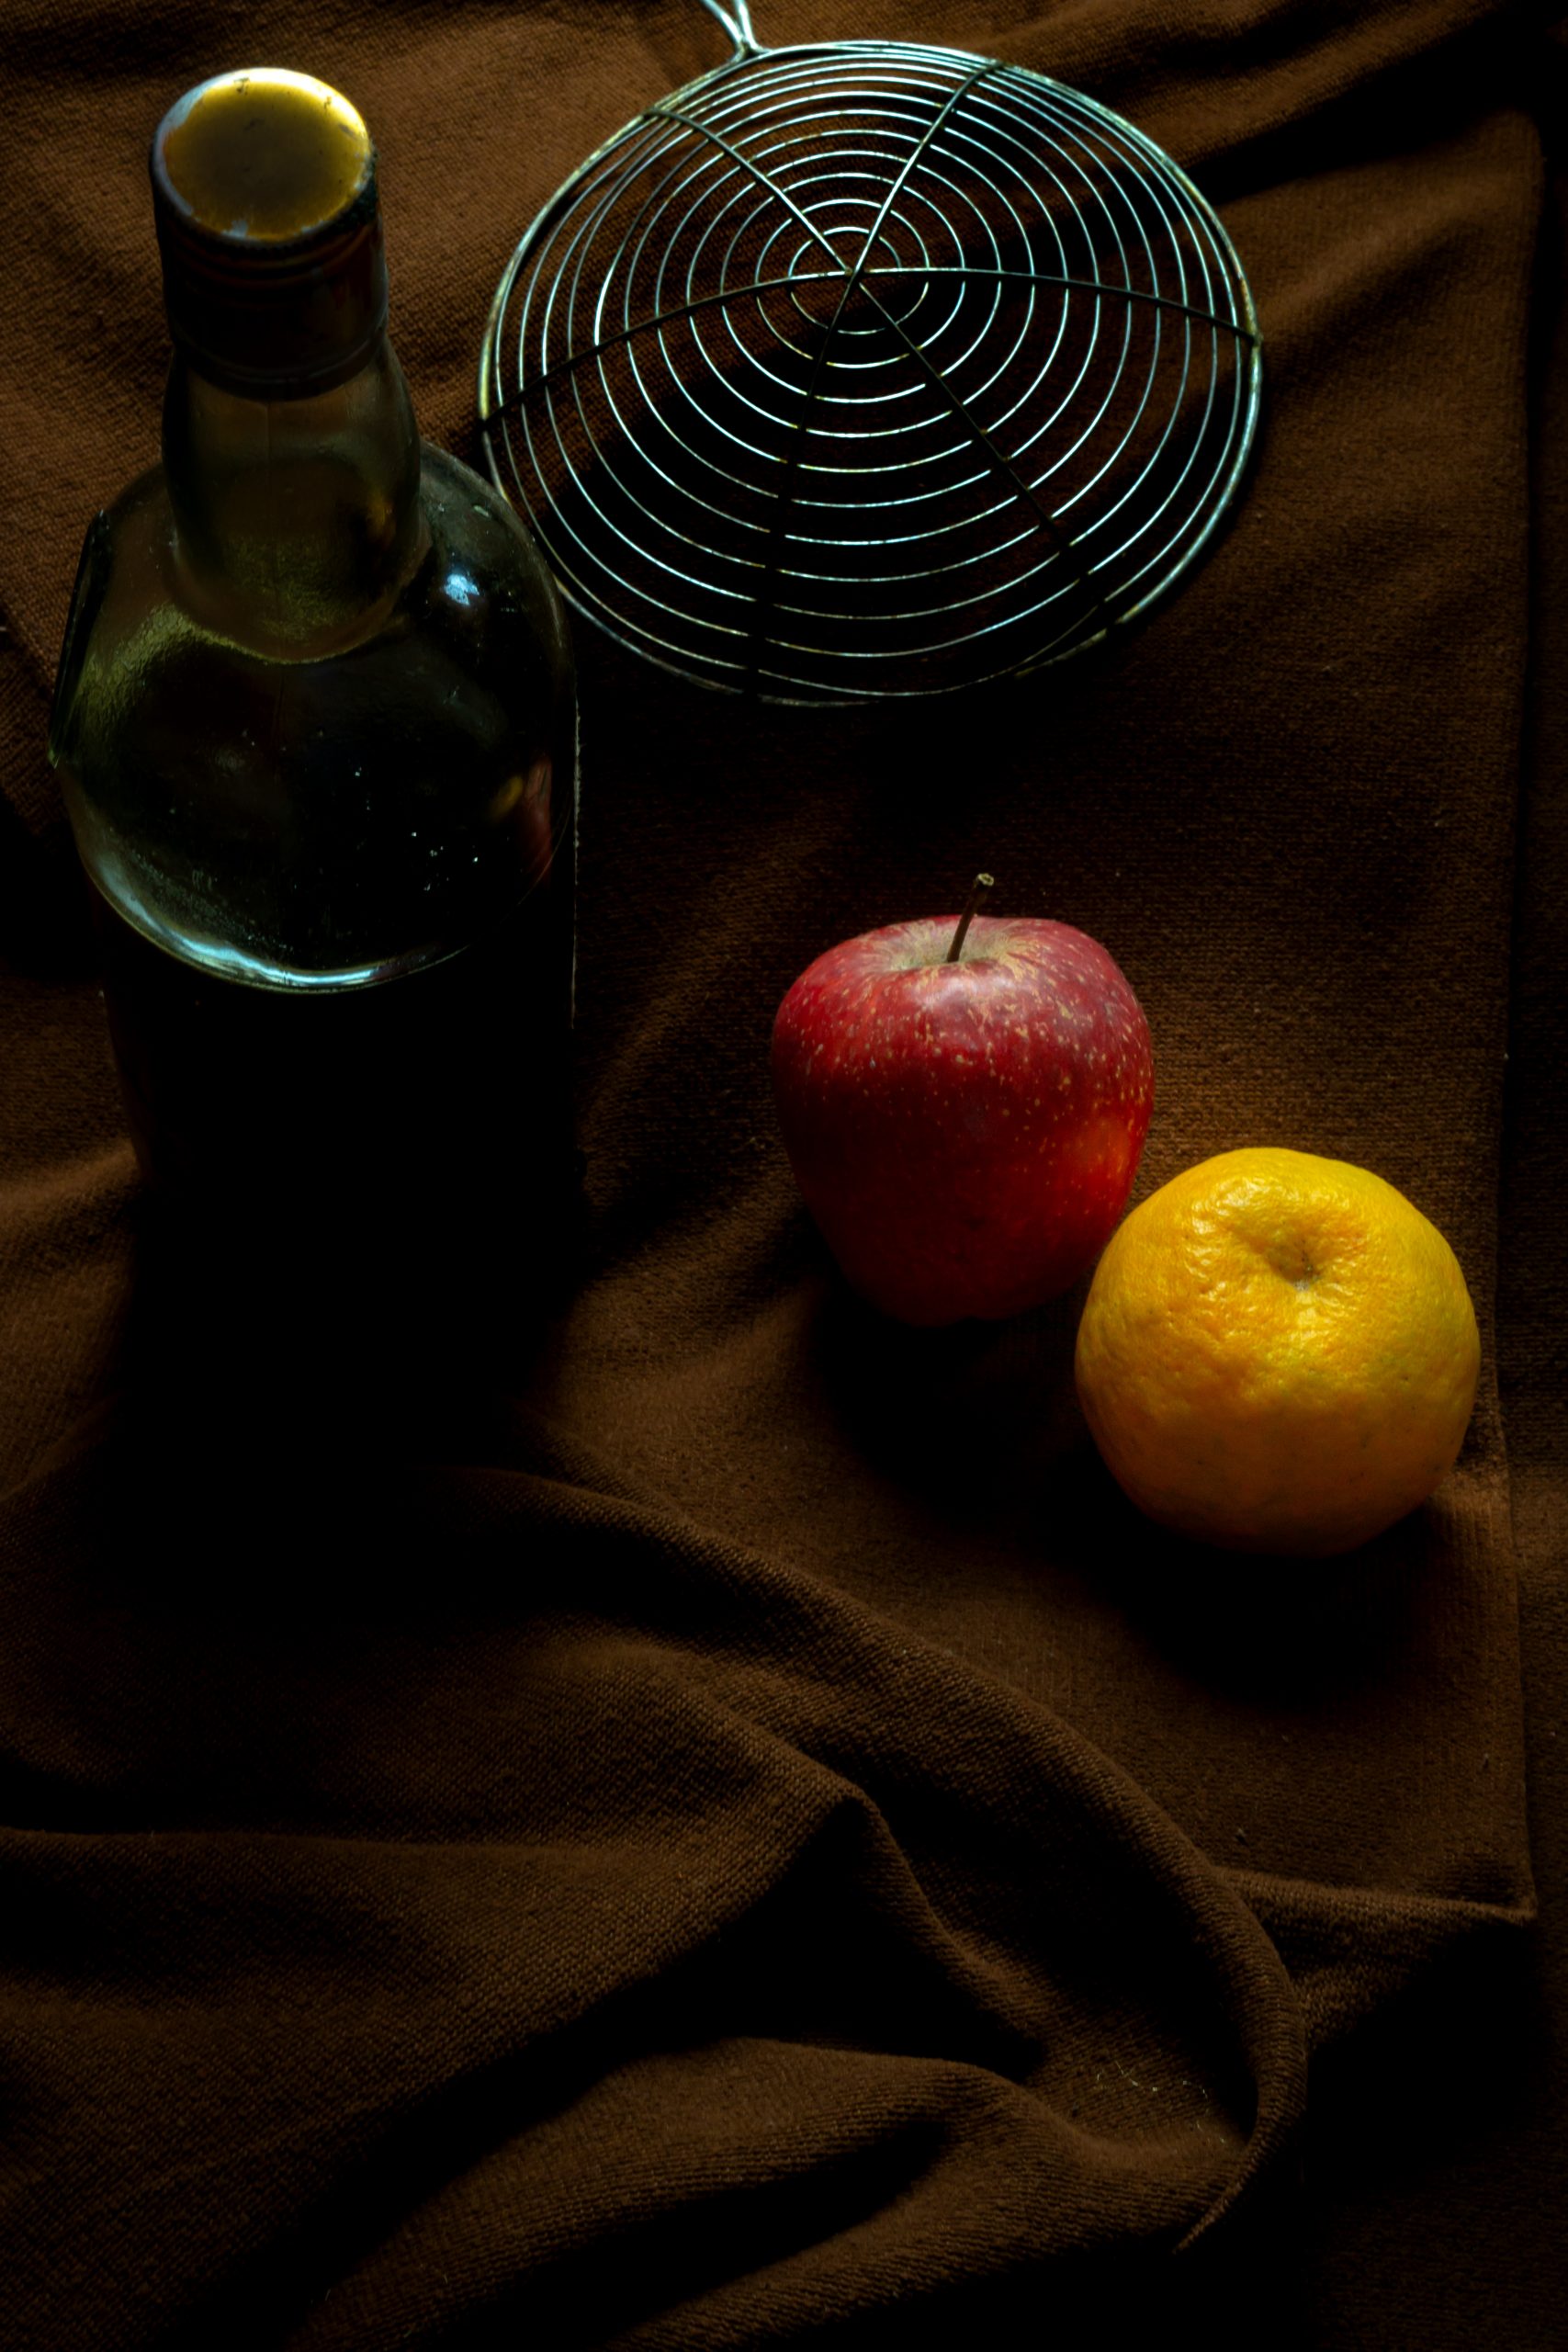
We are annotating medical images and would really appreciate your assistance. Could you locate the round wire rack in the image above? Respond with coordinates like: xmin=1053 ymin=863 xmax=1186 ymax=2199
xmin=478 ymin=0 xmax=1261 ymax=703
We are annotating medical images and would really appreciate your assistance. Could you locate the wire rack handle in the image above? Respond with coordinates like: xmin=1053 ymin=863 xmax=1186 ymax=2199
xmin=695 ymin=0 xmax=763 ymax=57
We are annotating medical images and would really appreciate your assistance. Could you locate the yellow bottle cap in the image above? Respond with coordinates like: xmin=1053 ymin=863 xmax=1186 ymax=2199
xmin=150 ymin=68 xmax=387 ymax=397
xmin=152 ymin=68 xmax=374 ymax=243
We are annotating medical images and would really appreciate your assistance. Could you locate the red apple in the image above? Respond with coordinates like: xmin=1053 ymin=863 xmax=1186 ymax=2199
xmin=770 ymin=880 xmax=1153 ymax=1326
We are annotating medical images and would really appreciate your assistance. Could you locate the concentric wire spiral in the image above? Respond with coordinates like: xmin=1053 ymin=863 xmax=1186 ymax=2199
xmin=479 ymin=5 xmax=1261 ymax=702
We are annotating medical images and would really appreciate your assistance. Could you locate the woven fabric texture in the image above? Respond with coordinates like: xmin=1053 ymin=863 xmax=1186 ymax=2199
xmin=0 ymin=4 xmax=1562 ymax=2346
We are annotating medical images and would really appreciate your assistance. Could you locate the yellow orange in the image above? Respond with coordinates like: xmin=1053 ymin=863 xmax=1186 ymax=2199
xmin=1074 ymin=1148 xmax=1480 ymax=1555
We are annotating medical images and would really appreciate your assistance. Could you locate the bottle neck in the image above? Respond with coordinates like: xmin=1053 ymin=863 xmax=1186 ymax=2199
xmin=163 ymin=334 xmax=428 ymax=660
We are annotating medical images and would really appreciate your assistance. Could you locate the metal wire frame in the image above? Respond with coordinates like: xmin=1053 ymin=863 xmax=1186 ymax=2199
xmin=478 ymin=2 xmax=1262 ymax=702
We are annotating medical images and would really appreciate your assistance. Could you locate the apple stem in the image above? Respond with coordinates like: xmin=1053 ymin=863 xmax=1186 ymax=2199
xmin=946 ymin=873 xmax=995 ymax=964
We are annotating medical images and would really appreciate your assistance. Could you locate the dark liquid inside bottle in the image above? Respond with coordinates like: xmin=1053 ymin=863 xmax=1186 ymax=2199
xmin=91 ymin=865 xmax=579 ymax=1410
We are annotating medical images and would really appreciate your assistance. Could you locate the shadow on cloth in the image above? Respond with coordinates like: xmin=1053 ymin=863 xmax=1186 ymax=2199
xmin=803 ymin=1272 xmax=1427 ymax=1710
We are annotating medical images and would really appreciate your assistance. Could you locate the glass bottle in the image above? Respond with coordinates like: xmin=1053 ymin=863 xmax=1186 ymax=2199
xmin=46 ymin=68 xmax=577 ymax=1386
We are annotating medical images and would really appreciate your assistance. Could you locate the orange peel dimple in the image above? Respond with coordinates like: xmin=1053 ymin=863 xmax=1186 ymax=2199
xmin=1073 ymin=1147 xmax=1482 ymax=1555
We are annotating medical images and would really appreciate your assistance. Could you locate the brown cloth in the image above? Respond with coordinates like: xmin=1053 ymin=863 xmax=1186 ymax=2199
xmin=1 ymin=1 xmax=1564 ymax=2344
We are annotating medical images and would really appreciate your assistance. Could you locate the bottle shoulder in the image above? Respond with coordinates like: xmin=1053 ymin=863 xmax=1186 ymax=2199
xmin=417 ymin=443 xmax=567 ymax=628
xmin=49 ymin=445 xmax=576 ymax=986
xmin=404 ymin=441 xmax=575 ymax=696
xmin=51 ymin=439 xmax=574 ymax=789
xmin=58 ymin=443 xmax=569 ymax=684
